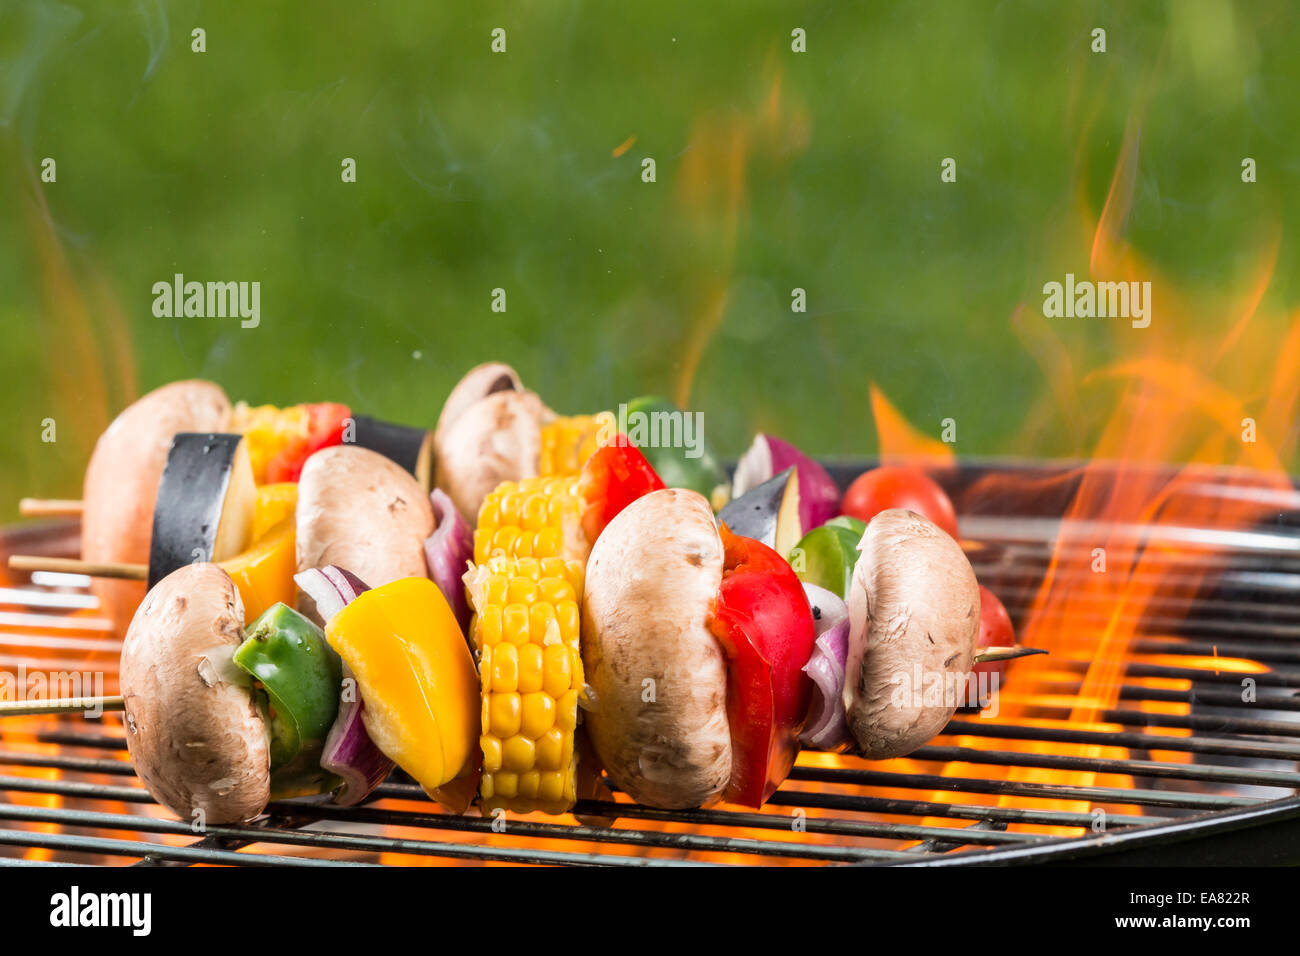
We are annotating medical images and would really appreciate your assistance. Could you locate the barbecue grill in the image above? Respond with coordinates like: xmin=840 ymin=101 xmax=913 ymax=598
xmin=2 ymin=460 xmax=1299 ymax=866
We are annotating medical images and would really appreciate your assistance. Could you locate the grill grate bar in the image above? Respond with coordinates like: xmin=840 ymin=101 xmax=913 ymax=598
xmin=0 ymin=752 xmax=133 ymax=775
xmin=941 ymin=720 xmax=1300 ymax=760
xmin=998 ymin=613 xmax=1300 ymax=642
xmin=0 ymin=804 xmax=733 ymax=867
xmin=0 ymin=774 xmax=149 ymax=803
xmin=908 ymin=745 xmax=1300 ymax=788
xmin=786 ymin=767 xmax=1267 ymax=810
xmin=986 ymin=585 xmax=1300 ymax=621
xmin=1129 ymin=637 xmax=1300 ymax=664
xmin=287 ymin=802 xmax=936 ymax=859
xmin=0 ymin=773 xmax=1167 ymax=833
xmin=1030 ymin=680 xmax=1300 ymax=711
xmin=4 ymin=740 xmax=1293 ymax=799
xmin=0 ymin=826 xmax=371 ymax=867
xmin=1124 ymin=662 xmax=1300 ymax=686
xmin=306 ymin=801 xmax=1055 ymax=853
xmin=1021 ymin=658 xmax=1300 ymax=687
xmin=967 ymin=541 xmax=1300 ymax=570
xmin=0 ymin=612 xmax=113 ymax=632
xmin=1006 ymin=706 xmax=1300 ymax=738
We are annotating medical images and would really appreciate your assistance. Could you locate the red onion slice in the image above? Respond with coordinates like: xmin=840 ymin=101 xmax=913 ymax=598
xmin=322 ymin=661 xmax=396 ymax=806
xmin=733 ymin=434 xmax=841 ymax=531
xmin=293 ymin=565 xmax=396 ymax=806
xmin=424 ymin=488 xmax=475 ymax=635
xmin=294 ymin=566 xmax=365 ymax=624
xmin=799 ymin=583 xmax=852 ymax=751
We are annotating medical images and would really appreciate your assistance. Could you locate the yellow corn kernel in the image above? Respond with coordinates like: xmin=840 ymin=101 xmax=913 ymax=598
xmin=543 ymin=643 xmax=572 ymax=697
xmin=494 ymin=772 xmax=518 ymax=799
xmin=481 ymin=735 xmax=502 ymax=773
xmin=518 ymin=771 xmax=541 ymax=800
xmin=507 ymin=575 xmax=538 ymax=605
xmin=472 ymin=476 xmax=587 ymax=564
xmin=528 ymin=602 xmax=556 ymax=643
xmin=556 ymin=600 xmax=581 ymax=643
xmin=502 ymin=735 xmax=535 ymax=773
xmin=503 ymin=604 xmax=529 ymax=644
xmin=465 ymin=552 xmax=585 ymax=815
xmin=538 ymin=771 xmax=565 ymax=805
xmin=489 ymin=692 xmax=521 ymax=739
xmin=536 ymin=728 xmax=564 ymax=770
xmin=490 ymin=642 xmax=517 ymax=693
xmin=517 ymin=643 xmax=544 ymax=693
xmin=556 ymin=688 xmax=579 ymax=732
xmin=521 ymin=691 xmax=555 ymax=738
xmin=539 ymin=412 xmax=616 ymax=476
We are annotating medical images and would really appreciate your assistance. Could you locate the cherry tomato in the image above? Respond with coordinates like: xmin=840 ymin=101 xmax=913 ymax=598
xmin=840 ymin=466 xmax=959 ymax=538
xmin=709 ymin=525 xmax=817 ymax=808
xmin=965 ymin=585 xmax=1015 ymax=704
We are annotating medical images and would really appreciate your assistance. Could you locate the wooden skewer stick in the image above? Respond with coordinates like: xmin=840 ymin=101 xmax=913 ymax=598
xmin=8 ymin=555 xmax=147 ymax=580
xmin=0 ymin=695 xmax=124 ymax=716
xmin=973 ymin=644 xmax=1047 ymax=663
xmin=19 ymin=498 xmax=84 ymax=517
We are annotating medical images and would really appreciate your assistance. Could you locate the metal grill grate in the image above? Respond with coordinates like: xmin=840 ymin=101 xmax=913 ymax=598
xmin=2 ymin=461 xmax=1300 ymax=866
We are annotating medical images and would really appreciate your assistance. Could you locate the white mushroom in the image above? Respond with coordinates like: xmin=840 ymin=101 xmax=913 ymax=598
xmin=844 ymin=508 xmax=981 ymax=759
xmin=81 ymin=380 xmax=231 ymax=635
xmin=433 ymin=361 xmax=524 ymax=447
xmin=434 ymin=388 xmax=548 ymax=521
xmin=295 ymin=445 xmax=434 ymax=621
xmin=581 ymin=488 xmax=732 ymax=809
xmin=120 ymin=563 xmax=270 ymax=824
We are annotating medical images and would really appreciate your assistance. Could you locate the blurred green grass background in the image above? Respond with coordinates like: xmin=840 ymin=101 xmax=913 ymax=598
xmin=2 ymin=0 xmax=1298 ymax=520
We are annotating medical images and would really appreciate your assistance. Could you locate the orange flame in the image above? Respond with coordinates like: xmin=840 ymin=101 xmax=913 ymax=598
xmin=869 ymin=383 xmax=956 ymax=466
xmin=895 ymin=94 xmax=1300 ymax=838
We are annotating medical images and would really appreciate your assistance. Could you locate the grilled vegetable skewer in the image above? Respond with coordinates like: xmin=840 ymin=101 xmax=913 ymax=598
xmin=8 ymin=368 xmax=1039 ymax=825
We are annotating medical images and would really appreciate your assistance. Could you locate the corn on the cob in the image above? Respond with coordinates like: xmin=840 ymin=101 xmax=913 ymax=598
xmin=473 ymin=475 xmax=588 ymax=565
xmin=468 ymin=553 xmax=585 ymax=814
xmin=539 ymin=412 xmax=615 ymax=476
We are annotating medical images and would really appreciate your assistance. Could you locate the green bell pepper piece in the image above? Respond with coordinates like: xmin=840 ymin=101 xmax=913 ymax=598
xmin=234 ymin=602 xmax=343 ymax=799
xmin=824 ymin=515 xmax=867 ymax=538
xmin=789 ymin=524 xmax=862 ymax=599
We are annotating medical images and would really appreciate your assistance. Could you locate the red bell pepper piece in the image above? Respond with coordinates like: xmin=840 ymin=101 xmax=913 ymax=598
xmin=578 ymin=437 xmax=665 ymax=543
xmin=709 ymin=524 xmax=817 ymax=808
xmin=266 ymin=403 xmax=352 ymax=483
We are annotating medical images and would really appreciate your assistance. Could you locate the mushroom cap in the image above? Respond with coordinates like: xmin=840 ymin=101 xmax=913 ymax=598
xmin=581 ymin=488 xmax=732 ymax=808
xmin=82 ymin=380 xmax=231 ymax=635
xmin=433 ymin=361 xmax=524 ymax=446
xmin=295 ymin=445 xmax=434 ymax=621
xmin=434 ymin=388 xmax=548 ymax=520
xmin=844 ymin=508 xmax=980 ymax=759
xmin=120 ymin=563 xmax=270 ymax=824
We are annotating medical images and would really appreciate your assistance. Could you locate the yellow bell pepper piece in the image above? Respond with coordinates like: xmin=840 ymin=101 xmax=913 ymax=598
xmin=228 ymin=402 xmax=311 ymax=484
xmin=325 ymin=577 xmax=479 ymax=792
xmin=252 ymin=482 xmax=298 ymax=540
xmin=218 ymin=517 xmax=296 ymax=621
